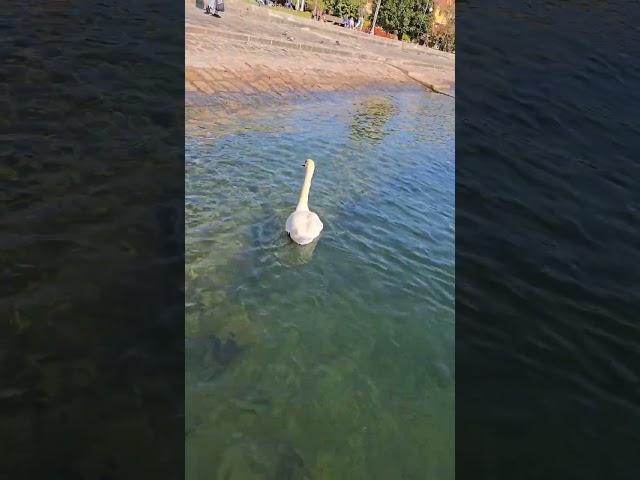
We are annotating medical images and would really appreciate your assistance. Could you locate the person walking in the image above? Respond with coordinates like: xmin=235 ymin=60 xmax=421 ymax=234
xmin=356 ymin=6 xmax=365 ymax=30
xmin=206 ymin=0 xmax=224 ymax=16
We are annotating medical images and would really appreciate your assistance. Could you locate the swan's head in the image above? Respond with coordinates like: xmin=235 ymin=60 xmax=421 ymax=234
xmin=302 ymin=159 xmax=315 ymax=173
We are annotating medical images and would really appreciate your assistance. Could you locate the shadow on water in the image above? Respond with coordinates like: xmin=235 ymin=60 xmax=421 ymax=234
xmin=276 ymin=237 xmax=320 ymax=266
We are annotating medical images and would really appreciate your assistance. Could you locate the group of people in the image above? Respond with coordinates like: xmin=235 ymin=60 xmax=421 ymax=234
xmin=250 ymin=1 xmax=366 ymax=31
xmin=343 ymin=7 xmax=366 ymax=30
xmin=311 ymin=6 xmax=366 ymax=29
xmin=206 ymin=0 xmax=224 ymax=16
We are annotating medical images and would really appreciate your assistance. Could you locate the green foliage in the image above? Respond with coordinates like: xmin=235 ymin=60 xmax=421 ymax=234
xmin=377 ymin=0 xmax=433 ymax=41
xmin=303 ymin=0 xmax=325 ymax=12
xmin=324 ymin=0 xmax=362 ymax=18
xmin=427 ymin=29 xmax=455 ymax=52
xmin=424 ymin=5 xmax=455 ymax=52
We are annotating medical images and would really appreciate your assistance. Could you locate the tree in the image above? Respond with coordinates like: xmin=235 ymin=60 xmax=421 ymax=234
xmin=307 ymin=0 xmax=326 ymax=13
xmin=425 ymin=3 xmax=454 ymax=51
xmin=378 ymin=0 xmax=433 ymax=41
xmin=324 ymin=0 xmax=362 ymax=18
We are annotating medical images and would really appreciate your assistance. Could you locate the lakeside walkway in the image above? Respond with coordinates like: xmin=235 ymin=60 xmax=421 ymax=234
xmin=185 ymin=0 xmax=455 ymax=104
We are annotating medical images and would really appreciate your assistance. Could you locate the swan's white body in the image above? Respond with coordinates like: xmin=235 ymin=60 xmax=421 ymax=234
xmin=285 ymin=159 xmax=323 ymax=245
xmin=286 ymin=210 xmax=323 ymax=245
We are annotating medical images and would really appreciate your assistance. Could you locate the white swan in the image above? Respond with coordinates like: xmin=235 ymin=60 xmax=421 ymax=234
xmin=285 ymin=159 xmax=323 ymax=245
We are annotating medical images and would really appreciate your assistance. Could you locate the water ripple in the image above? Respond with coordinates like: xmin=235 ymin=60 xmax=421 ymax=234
xmin=186 ymin=87 xmax=454 ymax=479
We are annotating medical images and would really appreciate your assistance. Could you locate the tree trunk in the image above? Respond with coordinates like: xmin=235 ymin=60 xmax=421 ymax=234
xmin=370 ymin=0 xmax=382 ymax=35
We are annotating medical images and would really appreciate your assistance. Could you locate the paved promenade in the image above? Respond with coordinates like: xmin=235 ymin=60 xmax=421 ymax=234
xmin=185 ymin=0 xmax=455 ymax=104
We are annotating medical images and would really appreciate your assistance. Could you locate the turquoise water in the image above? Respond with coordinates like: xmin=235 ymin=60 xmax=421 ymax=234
xmin=186 ymin=87 xmax=454 ymax=479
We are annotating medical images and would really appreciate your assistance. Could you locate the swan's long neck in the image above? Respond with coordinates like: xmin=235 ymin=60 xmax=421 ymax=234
xmin=296 ymin=164 xmax=315 ymax=212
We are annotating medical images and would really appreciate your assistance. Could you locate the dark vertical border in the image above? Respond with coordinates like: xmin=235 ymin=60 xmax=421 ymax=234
xmin=456 ymin=1 xmax=640 ymax=479
xmin=1 ymin=1 xmax=185 ymax=478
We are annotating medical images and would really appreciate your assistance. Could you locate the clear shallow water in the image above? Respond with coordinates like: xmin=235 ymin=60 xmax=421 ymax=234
xmin=186 ymin=87 xmax=454 ymax=479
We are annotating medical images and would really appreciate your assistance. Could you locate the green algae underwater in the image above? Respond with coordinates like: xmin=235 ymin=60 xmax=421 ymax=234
xmin=186 ymin=87 xmax=454 ymax=479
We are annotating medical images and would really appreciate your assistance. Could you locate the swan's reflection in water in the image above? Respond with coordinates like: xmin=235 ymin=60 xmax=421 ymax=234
xmin=277 ymin=235 xmax=319 ymax=266
xmin=249 ymin=211 xmax=320 ymax=266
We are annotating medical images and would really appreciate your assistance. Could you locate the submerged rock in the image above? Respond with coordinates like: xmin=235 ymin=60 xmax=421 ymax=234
xmin=216 ymin=442 xmax=309 ymax=480
xmin=273 ymin=447 xmax=308 ymax=480
xmin=185 ymin=333 xmax=244 ymax=371
xmin=209 ymin=334 xmax=241 ymax=366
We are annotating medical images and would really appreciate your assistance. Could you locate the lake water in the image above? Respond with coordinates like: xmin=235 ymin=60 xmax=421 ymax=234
xmin=185 ymin=87 xmax=454 ymax=479
xmin=455 ymin=2 xmax=640 ymax=477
